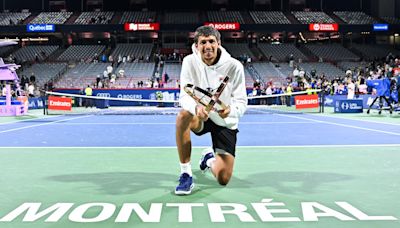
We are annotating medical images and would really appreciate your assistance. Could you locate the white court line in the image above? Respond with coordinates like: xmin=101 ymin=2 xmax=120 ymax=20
xmin=312 ymin=113 xmax=400 ymax=126
xmin=272 ymin=113 xmax=400 ymax=136
xmin=0 ymin=144 xmax=399 ymax=149
xmin=47 ymin=121 xmax=315 ymax=125
xmin=0 ymin=115 xmax=93 ymax=134
xmin=0 ymin=114 xmax=63 ymax=125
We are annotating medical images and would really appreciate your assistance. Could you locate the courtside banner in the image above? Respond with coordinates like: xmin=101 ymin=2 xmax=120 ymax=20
xmin=309 ymin=23 xmax=338 ymax=32
xmin=204 ymin=22 xmax=240 ymax=30
xmin=295 ymin=94 xmax=319 ymax=109
xmin=48 ymin=96 xmax=72 ymax=111
xmin=124 ymin=23 xmax=160 ymax=31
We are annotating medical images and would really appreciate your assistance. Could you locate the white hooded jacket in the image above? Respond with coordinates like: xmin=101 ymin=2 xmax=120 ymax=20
xmin=179 ymin=44 xmax=247 ymax=129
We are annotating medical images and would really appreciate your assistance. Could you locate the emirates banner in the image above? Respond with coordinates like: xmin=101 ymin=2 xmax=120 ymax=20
xmin=48 ymin=96 xmax=72 ymax=111
xmin=295 ymin=94 xmax=319 ymax=109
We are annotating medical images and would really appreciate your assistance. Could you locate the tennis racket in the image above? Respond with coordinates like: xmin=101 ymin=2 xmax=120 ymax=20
xmin=184 ymin=75 xmax=229 ymax=112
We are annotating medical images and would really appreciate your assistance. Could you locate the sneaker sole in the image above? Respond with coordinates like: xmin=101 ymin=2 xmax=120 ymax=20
xmin=174 ymin=183 xmax=194 ymax=195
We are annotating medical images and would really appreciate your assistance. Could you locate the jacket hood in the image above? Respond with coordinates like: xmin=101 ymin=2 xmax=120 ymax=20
xmin=191 ymin=43 xmax=232 ymax=69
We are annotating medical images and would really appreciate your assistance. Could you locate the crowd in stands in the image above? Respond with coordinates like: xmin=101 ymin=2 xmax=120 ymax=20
xmin=1 ymin=71 xmax=40 ymax=98
xmin=1 ymin=32 xmax=399 ymax=103
xmin=250 ymin=53 xmax=400 ymax=106
xmin=0 ymin=9 xmax=399 ymax=26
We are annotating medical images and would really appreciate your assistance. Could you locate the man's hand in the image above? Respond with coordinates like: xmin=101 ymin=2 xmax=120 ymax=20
xmin=195 ymin=105 xmax=209 ymax=121
xmin=217 ymin=105 xmax=230 ymax=118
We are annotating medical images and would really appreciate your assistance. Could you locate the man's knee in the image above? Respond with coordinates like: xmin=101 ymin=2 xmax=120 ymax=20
xmin=216 ymin=170 xmax=232 ymax=186
xmin=176 ymin=110 xmax=193 ymax=125
xmin=177 ymin=110 xmax=202 ymax=131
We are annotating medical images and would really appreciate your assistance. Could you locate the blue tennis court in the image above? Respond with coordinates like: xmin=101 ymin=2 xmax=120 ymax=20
xmin=0 ymin=110 xmax=399 ymax=228
xmin=1 ymin=110 xmax=400 ymax=147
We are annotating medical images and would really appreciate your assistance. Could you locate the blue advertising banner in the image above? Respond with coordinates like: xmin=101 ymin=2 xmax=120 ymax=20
xmin=27 ymin=24 xmax=55 ymax=32
xmin=373 ymin=24 xmax=389 ymax=31
xmin=28 ymin=97 xmax=45 ymax=109
xmin=50 ymin=90 xmax=390 ymax=110
xmin=54 ymin=89 xmax=180 ymax=106
xmin=325 ymin=94 xmax=388 ymax=109
xmin=334 ymin=99 xmax=363 ymax=113
xmin=54 ymin=88 xmax=257 ymax=106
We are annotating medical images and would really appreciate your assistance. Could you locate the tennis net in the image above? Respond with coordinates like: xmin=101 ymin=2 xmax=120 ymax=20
xmin=43 ymin=89 xmax=324 ymax=115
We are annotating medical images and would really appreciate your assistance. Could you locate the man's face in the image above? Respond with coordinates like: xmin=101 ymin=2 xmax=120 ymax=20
xmin=196 ymin=35 xmax=220 ymax=65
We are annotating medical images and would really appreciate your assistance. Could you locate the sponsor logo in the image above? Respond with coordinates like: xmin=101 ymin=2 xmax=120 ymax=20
xmin=295 ymin=94 xmax=319 ymax=109
xmin=341 ymin=102 xmax=363 ymax=110
xmin=335 ymin=100 xmax=363 ymax=113
xmin=48 ymin=96 xmax=72 ymax=111
xmin=117 ymin=94 xmax=143 ymax=99
xmin=373 ymin=24 xmax=389 ymax=31
xmin=27 ymin=24 xmax=55 ymax=32
xmin=324 ymin=97 xmax=333 ymax=105
xmin=367 ymin=97 xmax=375 ymax=106
xmin=96 ymin=93 xmax=111 ymax=98
xmin=204 ymin=22 xmax=240 ymax=30
xmin=309 ymin=23 xmax=338 ymax=32
xmin=341 ymin=102 xmax=350 ymax=110
xmin=49 ymin=100 xmax=71 ymax=107
xmin=124 ymin=23 xmax=160 ymax=31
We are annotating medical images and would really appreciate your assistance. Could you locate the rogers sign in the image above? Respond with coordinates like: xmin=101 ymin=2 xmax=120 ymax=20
xmin=204 ymin=22 xmax=240 ymax=30
xmin=309 ymin=23 xmax=338 ymax=32
xmin=124 ymin=23 xmax=160 ymax=31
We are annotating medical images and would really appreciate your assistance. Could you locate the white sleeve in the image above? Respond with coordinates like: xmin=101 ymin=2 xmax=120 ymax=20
xmin=228 ymin=63 xmax=247 ymax=118
xmin=179 ymin=57 xmax=197 ymax=115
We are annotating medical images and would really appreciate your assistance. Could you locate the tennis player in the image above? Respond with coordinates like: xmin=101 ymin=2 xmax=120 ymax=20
xmin=175 ymin=25 xmax=247 ymax=195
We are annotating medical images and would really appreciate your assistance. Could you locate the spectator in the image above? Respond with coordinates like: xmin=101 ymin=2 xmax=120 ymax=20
xmin=101 ymin=54 xmax=107 ymax=62
xmin=288 ymin=53 xmax=294 ymax=67
xmin=2 ymin=84 xmax=7 ymax=96
xmin=163 ymin=72 xmax=169 ymax=84
xmin=29 ymin=72 xmax=36 ymax=84
xmin=155 ymin=71 xmax=160 ymax=83
xmin=293 ymin=67 xmax=299 ymax=78
xmin=118 ymin=69 xmax=125 ymax=78
xmin=253 ymin=79 xmax=261 ymax=91
xmin=28 ymin=83 xmax=35 ymax=98
xmin=96 ymin=75 xmax=101 ymax=88
xmin=103 ymin=70 xmax=108 ymax=81
xmin=84 ymin=85 xmax=94 ymax=108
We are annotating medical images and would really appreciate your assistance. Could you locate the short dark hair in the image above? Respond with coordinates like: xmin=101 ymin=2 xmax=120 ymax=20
xmin=193 ymin=25 xmax=221 ymax=44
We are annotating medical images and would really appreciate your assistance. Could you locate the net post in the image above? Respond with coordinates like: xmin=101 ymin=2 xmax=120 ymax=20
xmin=41 ymin=90 xmax=48 ymax=115
xmin=320 ymin=90 xmax=325 ymax=113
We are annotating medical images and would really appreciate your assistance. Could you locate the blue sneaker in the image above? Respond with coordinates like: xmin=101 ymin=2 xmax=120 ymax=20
xmin=175 ymin=173 xmax=194 ymax=195
xmin=199 ymin=147 xmax=215 ymax=171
